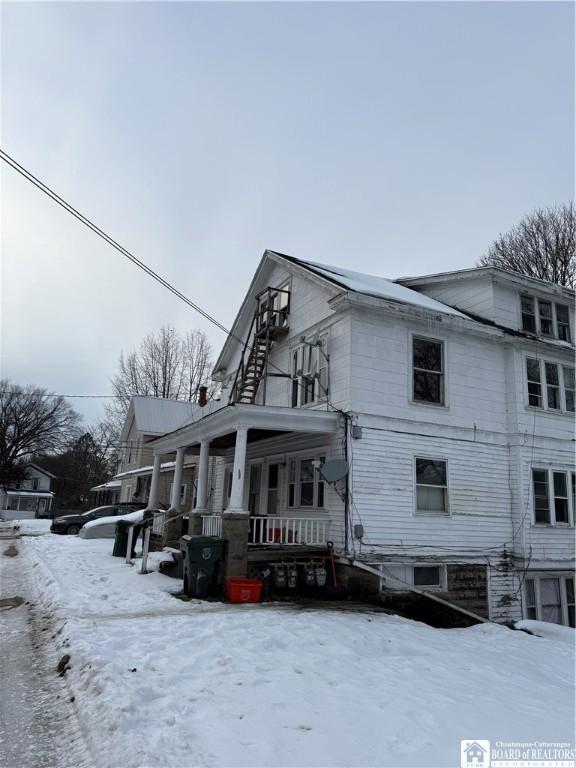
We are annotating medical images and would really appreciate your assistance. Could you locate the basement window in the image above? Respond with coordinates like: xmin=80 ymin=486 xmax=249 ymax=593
xmin=413 ymin=566 xmax=443 ymax=588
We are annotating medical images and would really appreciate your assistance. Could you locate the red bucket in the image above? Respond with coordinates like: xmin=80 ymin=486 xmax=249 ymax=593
xmin=226 ymin=578 xmax=263 ymax=604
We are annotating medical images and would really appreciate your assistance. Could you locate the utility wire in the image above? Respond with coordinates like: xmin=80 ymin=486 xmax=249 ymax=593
xmin=0 ymin=149 xmax=230 ymax=336
xmin=0 ymin=149 xmax=339 ymax=408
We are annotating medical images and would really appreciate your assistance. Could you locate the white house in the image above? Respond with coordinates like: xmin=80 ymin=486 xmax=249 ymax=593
xmin=0 ymin=463 xmax=56 ymax=521
xmin=145 ymin=251 xmax=575 ymax=625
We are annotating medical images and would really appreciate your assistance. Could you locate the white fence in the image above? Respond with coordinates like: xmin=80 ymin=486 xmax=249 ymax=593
xmin=249 ymin=516 xmax=328 ymax=546
xmin=202 ymin=515 xmax=223 ymax=537
xmin=201 ymin=515 xmax=328 ymax=545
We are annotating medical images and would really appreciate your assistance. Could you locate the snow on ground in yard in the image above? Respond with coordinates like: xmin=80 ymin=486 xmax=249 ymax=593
xmin=515 ymin=619 xmax=576 ymax=644
xmin=4 ymin=518 xmax=52 ymax=535
xmin=24 ymin=534 xmax=575 ymax=768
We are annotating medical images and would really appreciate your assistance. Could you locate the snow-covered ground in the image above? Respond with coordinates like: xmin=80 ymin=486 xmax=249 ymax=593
xmin=22 ymin=533 xmax=575 ymax=768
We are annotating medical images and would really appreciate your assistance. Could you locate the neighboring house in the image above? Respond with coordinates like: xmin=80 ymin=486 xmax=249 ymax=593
xmin=0 ymin=463 xmax=56 ymax=520
xmin=144 ymin=250 xmax=574 ymax=626
xmin=93 ymin=396 xmax=220 ymax=538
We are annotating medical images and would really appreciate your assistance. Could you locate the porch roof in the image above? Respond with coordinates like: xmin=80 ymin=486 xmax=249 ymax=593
xmin=148 ymin=404 xmax=340 ymax=455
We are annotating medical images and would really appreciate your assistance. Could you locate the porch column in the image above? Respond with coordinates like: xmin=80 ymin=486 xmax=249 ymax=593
xmin=147 ymin=454 xmax=162 ymax=510
xmin=169 ymin=448 xmax=185 ymax=511
xmin=227 ymin=426 xmax=248 ymax=513
xmin=194 ymin=440 xmax=210 ymax=512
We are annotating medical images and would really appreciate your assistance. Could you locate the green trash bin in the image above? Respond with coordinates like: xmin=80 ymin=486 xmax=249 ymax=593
xmin=180 ymin=535 xmax=225 ymax=598
xmin=112 ymin=520 xmax=132 ymax=558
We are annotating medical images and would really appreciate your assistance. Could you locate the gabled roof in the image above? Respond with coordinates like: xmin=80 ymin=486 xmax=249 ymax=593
xmin=213 ymin=249 xmax=469 ymax=375
xmin=273 ymin=252 xmax=468 ymax=318
xmin=397 ymin=265 xmax=575 ymax=298
xmin=28 ymin=462 xmax=57 ymax=479
xmin=120 ymin=397 xmax=201 ymax=442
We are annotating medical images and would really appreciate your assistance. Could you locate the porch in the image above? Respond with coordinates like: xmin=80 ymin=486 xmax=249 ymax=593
xmin=146 ymin=403 xmax=341 ymax=577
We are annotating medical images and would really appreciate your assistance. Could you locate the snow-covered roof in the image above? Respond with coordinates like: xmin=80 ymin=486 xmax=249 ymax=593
xmin=6 ymin=490 xmax=54 ymax=498
xmin=397 ymin=266 xmax=575 ymax=298
xmin=271 ymin=252 xmax=469 ymax=319
xmin=123 ymin=397 xmax=201 ymax=439
xmin=90 ymin=479 xmax=122 ymax=492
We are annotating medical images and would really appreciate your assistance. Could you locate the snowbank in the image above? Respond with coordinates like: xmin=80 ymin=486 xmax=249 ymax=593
xmin=22 ymin=535 xmax=576 ymax=768
xmin=82 ymin=508 xmax=145 ymax=531
xmin=515 ymin=619 xmax=576 ymax=645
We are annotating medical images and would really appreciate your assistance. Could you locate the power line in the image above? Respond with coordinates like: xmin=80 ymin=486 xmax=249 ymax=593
xmin=0 ymin=149 xmax=231 ymax=337
xmin=0 ymin=149 xmax=346 ymax=413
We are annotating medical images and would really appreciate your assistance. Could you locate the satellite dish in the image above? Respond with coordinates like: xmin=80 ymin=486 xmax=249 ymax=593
xmin=319 ymin=459 xmax=349 ymax=483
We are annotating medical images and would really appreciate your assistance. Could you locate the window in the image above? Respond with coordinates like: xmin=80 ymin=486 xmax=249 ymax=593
xmin=532 ymin=469 xmax=574 ymax=526
xmin=415 ymin=458 xmax=448 ymax=514
xmin=538 ymin=300 xmax=553 ymax=337
xmin=553 ymin=472 xmax=569 ymax=524
xmin=412 ymin=337 xmax=444 ymax=405
xmin=521 ymin=295 xmax=536 ymax=333
xmin=532 ymin=470 xmax=550 ymax=524
xmin=526 ymin=358 xmax=574 ymax=413
xmin=556 ymin=305 xmax=571 ymax=342
xmin=266 ymin=463 xmax=280 ymax=515
xmin=31 ymin=478 xmax=39 ymax=491
xmin=545 ymin=363 xmax=560 ymax=409
xmin=525 ymin=579 xmax=537 ymax=619
xmin=291 ymin=335 xmax=329 ymax=408
xmin=520 ymin=294 xmax=572 ymax=340
xmin=222 ymin=468 xmax=233 ymax=511
xmin=413 ymin=566 xmax=442 ymax=588
xmin=563 ymin=366 xmax=575 ymax=412
xmin=287 ymin=456 xmax=325 ymax=508
xmin=248 ymin=465 xmax=262 ymax=514
xmin=526 ymin=358 xmax=542 ymax=407
xmin=525 ymin=575 xmax=575 ymax=627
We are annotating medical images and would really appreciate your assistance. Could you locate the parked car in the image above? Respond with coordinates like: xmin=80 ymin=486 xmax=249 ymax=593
xmin=50 ymin=504 xmax=143 ymax=535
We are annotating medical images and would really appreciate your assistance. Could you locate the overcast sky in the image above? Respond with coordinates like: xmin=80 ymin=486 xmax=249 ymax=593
xmin=1 ymin=1 xmax=573 ymax=424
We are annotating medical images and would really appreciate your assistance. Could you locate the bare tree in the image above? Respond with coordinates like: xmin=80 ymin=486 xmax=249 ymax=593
xmin=478 ymin=203 xmax=575 ymax=288
xmin=105 ymin=326 xmax=216 ymax=430
xmin=0 ymin=381 xmax=80 ymax=487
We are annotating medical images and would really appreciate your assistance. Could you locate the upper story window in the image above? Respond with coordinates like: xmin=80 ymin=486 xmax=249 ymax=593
xmin=520 ymin=294 xmax=571 ymax=342
xmin=526 ymin=358 xmax=574 ymax=413
xmin=291 ymin=334 xmax=329 ymax=408
xmin=415 ymin=457 xmax=449 ymax=514
xmin=532 ymin=468 xmax=575 ymax=526
xmin=412 ymin=337 xmax=444 ymax=405
xmin=31 ymin=478 xmax=39 ymax=491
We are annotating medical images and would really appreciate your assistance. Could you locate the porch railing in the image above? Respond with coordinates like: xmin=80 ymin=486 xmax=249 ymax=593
xmin=249 ymin=516 xmax=328 ymax=546
xmin=202 ymin=515 xmax=223 ymax=537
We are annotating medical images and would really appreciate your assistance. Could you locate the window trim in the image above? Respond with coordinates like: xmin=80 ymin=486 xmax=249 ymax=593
xmin=290 ymin=330 xmax=330 ymax=408
xmin=525 ymin=356 xmax=575 ymax=415
xmin=410 ymin=334 xmax=447 ymax=408
xmin=414 ymin=456 xmax=450 ymax=516
xmin=524 ymin=573 xmax=575 ymax=627
xmin=286 ymin=454 xmax=326 ymax=510
xmin=531 ymin=468 xmax=575 ymax=527
xmin=412 ymin=564 xmax=446 ymax=590
xmin=519 ymin=294 xmax=572 ymax=342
